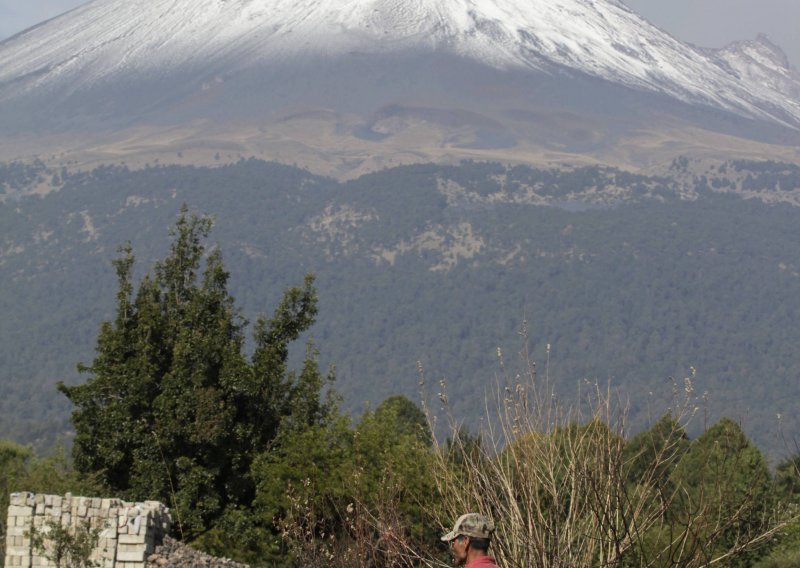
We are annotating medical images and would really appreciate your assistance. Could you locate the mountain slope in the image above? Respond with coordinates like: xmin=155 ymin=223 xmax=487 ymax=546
xmin=707 ymin=34 xmax=800 ymax=108
xmin=4 ymin=159 xmax=800 ymax=454
xmin=1 ymin=0 xmax=800 ymax=176
xmin=1 ymin=0 xmax=798 ymax=123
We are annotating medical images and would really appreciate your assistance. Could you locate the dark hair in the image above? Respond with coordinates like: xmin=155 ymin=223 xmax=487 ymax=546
xmin=469 ymin=537 xmax=491 ymax=552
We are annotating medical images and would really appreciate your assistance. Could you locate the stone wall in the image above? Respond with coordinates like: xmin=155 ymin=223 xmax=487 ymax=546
xmin=4 ymin=492 xmax=171 ymax=568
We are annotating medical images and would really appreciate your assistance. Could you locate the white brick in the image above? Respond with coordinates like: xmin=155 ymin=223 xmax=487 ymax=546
xmin=118 ymin=533 xmax=147 ymax=544
xmin=6 ymin=546 xmax=30 ymax=555
xmin=116 ymin=550 xmax=146 ymax=562
xmin=9 ymin=493 xmax=27 ymax=506
xmin=8 ymin=492 xmax=171 ymax=568
xmin=9 ymin=506 xmax=33 ymax=516
xmin=99 ymin=527 xmax=117 ymax=539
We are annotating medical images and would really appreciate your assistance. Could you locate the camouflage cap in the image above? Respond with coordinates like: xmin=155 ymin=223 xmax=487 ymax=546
xmin=440 ymin=513 xmax=495 ymax=541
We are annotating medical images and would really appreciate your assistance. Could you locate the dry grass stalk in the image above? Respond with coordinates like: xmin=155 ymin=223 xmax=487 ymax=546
xmin=425 ymin=333 xmax=789 ymax=568
xmin=279 ymin=475 xmax=444 ymax=568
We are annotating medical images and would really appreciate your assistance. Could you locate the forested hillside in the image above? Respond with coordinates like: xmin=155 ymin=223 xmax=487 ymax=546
xmin=2 ymin=158 xmax=800 ymax=454
xmin=2 ymin=209 xmax=799 ymax=568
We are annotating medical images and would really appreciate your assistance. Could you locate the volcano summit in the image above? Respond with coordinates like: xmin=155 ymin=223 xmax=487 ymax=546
xmin=2 ymin=0 xmax=800 ymax=176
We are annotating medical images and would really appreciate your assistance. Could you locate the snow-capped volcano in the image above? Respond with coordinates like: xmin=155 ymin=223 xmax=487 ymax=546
xmin=1 ymin=0 xmax=799 ymax=174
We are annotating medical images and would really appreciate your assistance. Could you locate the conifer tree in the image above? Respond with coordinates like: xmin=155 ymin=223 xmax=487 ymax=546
xmin=667 ymin=417 xmax=773 ymax=566
xmin=59 ymin=206 xmax=325 ymax=538
xmin=623 ymin=412 xmax=689 ymax=487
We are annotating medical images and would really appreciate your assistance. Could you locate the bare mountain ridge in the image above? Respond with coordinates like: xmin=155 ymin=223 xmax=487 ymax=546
xmin=2 ymin=0 xmax=800 ymax=177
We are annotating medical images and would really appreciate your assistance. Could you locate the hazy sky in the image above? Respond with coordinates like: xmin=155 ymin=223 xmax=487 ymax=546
xmin=624 ymin=0 xmax=800 ymax=65
xmin=1 ymin=0 xmax=799 ymax=66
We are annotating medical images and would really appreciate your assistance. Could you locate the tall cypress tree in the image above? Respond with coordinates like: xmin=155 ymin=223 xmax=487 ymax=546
xmin=59 ymin=206 xmax=325 ymax=537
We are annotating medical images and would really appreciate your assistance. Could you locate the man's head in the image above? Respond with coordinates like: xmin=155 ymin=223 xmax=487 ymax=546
xmin=441 ymin=513 xmax=494 ymax=565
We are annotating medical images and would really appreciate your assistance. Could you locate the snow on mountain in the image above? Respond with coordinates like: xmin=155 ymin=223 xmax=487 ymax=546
xmin=707 ymin=34 xmax=800 ymax=109
xmin=1 ymin=0 xmax=799 ymax=130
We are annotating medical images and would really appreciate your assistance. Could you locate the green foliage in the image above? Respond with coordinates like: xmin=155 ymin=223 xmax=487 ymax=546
xmin=623 ymin=413 xmax=689 ymax=487
xmin=753 ymin=547 xmax=800 ymax=568
xmin=665 ymin=419 xmax=774 ymax=566
xmin=753 ymin=513 xmax=800 ymax=568
xmin=0 ymin=441 xmax=33 ymax=524
xmin=432 ymin=384 xmax=790 ymax=568
xmin=353 ymin=397 xmax=438 ymax=533
xmin=252 ymin=418 xmax=354 ymax=564
xmin=0 ymin=160 xmax=48 ymax=193
xmin=248 ymin=394 xmax=438 ymax=567
xmin=443 ymin=425 xmax=483 ymax=464
xmin=28 ymin=518 xmax=101 ymax=568
xmin=752 ymin=454 xmax=800 ymax=568
xmin=617 ymin=416 xmax=778 ymax=567
xmin=7 ymin=157 xmax=800 ymax=563
xmin=774 ymin=454 xmax=800 ymax=501
xmin=5 ymin=158 xmax=800 ymax=455
xmin=0 ymin=441 xmax=35 ymax=562
xmin=370 ymin=394 xmax=432 ymax=446
xmin=58 ymin=206 xmax=325 ymax=542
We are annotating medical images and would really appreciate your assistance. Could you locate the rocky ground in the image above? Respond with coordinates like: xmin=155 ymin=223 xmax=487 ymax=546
xmin=147 ymin=536 xmax=250 ymax=568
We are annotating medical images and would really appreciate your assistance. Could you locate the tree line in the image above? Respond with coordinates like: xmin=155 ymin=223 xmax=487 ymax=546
xmin=6 ymin=158 xmax=800 ymax=454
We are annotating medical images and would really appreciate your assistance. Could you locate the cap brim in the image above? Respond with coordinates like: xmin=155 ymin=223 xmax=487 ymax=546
xmin=440 ymin=530 xmax=457 ymax=542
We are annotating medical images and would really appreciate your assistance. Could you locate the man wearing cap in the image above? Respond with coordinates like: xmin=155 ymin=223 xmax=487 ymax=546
xmin=441 ymin=512 xmax=499 ymax=567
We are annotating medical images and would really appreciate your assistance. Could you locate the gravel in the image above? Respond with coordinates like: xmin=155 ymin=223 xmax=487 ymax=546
xmin=147 ymin=535 xmax=250 ymax=568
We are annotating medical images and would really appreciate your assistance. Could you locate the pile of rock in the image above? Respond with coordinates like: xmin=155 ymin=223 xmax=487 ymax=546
xmin=146 ymin=536 xmax=249 ymax=568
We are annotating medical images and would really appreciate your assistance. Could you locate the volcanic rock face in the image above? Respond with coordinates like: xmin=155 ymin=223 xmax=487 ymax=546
xmin=1 ymin=0 xmax=799 ymax=174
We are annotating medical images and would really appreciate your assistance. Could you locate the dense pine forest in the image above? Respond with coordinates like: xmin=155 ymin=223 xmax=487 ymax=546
xmin=3 ymin=158 xmax=800 ymax=454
